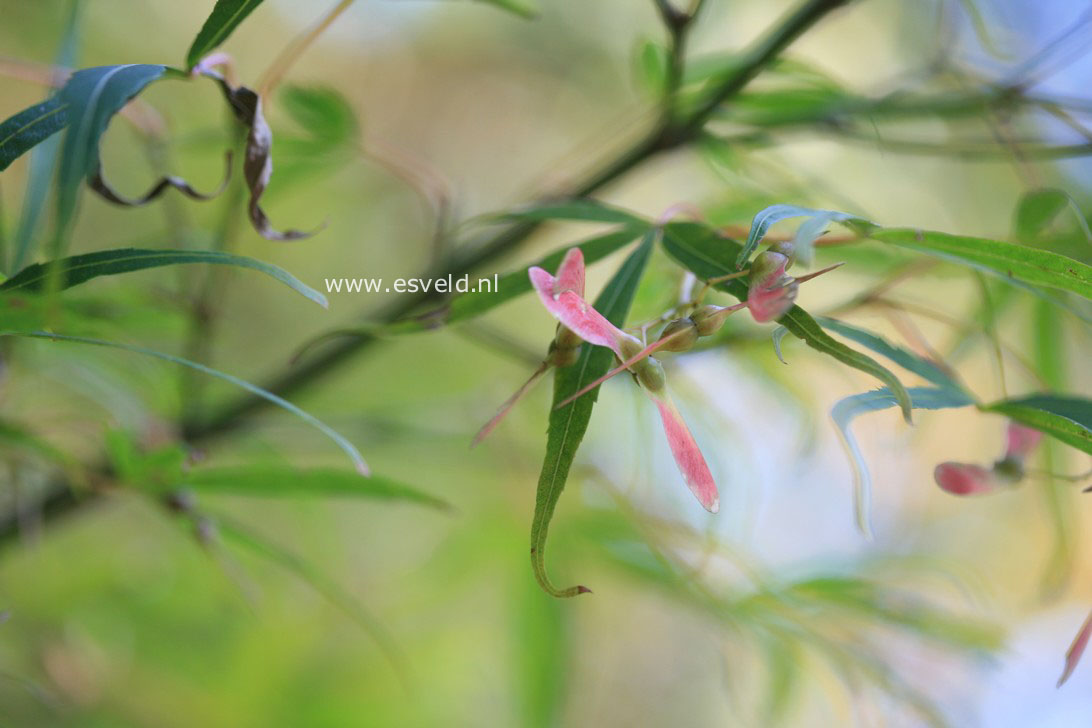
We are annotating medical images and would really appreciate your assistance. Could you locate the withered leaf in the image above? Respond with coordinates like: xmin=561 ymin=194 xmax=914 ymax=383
xmin=89 ymin=151 xmax=233 ymax=206
xmin=205 ymin=71 xmax=320 ymax=241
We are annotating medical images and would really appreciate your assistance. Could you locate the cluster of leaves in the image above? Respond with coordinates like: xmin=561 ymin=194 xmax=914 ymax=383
xmin=0 ymin=0 xmax=447 ymax=662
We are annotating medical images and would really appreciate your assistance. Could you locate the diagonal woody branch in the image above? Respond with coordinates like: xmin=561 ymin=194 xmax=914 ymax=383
xmin=1 ymin=0 xmax=854 ymax=546
xmin=183 ymin=0 xmax=855 ymax=441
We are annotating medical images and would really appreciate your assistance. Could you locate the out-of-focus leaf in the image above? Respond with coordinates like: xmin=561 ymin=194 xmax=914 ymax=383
xmin=12 ymin=0 xmax=82 ymax=272
xmin=501 ymin=199 xmax=649 ymax=227
xmin=789 ymin=576 xmax=1002 ymax=650
xmin=394 ymin=226 xmax=645 ymax=333
xmin=1033 ymin=299 xmax=1075 ymax=596
xmin=817 ymin=317 xmax=964 ymax=392
xmin=868 ymin=227 xmax=1092 ymax=301
xmin=737 ymin=204 xmax=860 ymax=267
xmin=183 ymin=466 xmax=449 ymax=509
xmin=0 ymin=331 xmax=369 ymax=474
xmin=205 ymin=73 xmax=316 ymax=240
xmin=277 ymin=84 xmax=360 ymax=179
xmin=728 ymin=86 xmax=854 ymax=128
xmin=1016 ymin=188 xmax=1071 ymax=240
xmin=832 ymin=387 xmax=975 ymax=535
xmin=0 ymin=420 xmax=76 ymax=471
xmin=760 ymin=637 xmax=800 ymax=724
xmin=771 ymin=324 xmax=791 ymax=364
xmin=661 ymin=222 xmax=913 ymax=421
xmin=472 ymin=0 xmax=537 ymax=18
xmin=982 ymin=394 xmax=1092 ymax=455
xmin=0 ymin=98 xmax=69 ymax=173
xmin=791 ymin=210 xmax=845 ymax=265
xmin=635 ymin=39 xmax=669 ymax=96
xmin=0 ymin=248 xmax=327 ymax=307
xmin=104 ymin=429 xmax=186 ymax=489
xmin=210 ymin=511 xmax=403 ymax=673
xmin=530 ymin=231 xmax=653 ymax=597
xmin=514 ymin=570 xmax=568 ymax=727
xmin=54 ymin=64 xmax=169 ymax=234
xmin=186 ymin=0 xmax=266 ymax=70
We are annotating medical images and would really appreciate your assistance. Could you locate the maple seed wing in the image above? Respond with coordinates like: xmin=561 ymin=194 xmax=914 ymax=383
xmin=648 ymin=390 xmax=719 ymax=513
xmin=555 ymin=247 xmax=585 ymax=296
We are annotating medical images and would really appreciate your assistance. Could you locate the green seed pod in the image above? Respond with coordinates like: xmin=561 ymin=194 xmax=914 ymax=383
xmin=767 ymin=240 xmax=796 ymax=269
xmin=749 ymin=250 xmax=789 ymax=287
xmin=691 ymin=304 xmax=728 ymax=337
xmin=549 ymin=326 xmax=582 ymax=367
xmin=548 ymin=339 xmax=579 ymax=367
xmin=633 ymin=356 xmax=667 ymax=393
xmin=658 ymin=318 xmax=699 ymax=352
xmin=619 ymin=334 xmax=645 ymax=362
xmin=992 ymin=457 xmax=1025 ymax=484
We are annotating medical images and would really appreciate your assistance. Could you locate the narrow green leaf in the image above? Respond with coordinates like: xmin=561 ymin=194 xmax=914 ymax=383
xmin=635 ymin=39 xmax=669 ymax=96
xmin=0 ymin=98 xmax=69 ymax=172
xmin=737 ymin=204 xmax=859 ymax=267
xmin=502 ymin=200 xmax=649 ymax=227
xmin=184 ymin=466 xmax=449 ymax=509
xmin=790 ymin=576 xmax=1002 ymax=650
xmin=472 ymin=0 xmax=538 ymax=18
xmin=278 ymin=84 xmax=360 ymax=171
xmin=981 ymin=393 xmax=1092 ymax=456
xmin=12 ymin=0 xmax=82 ymax=272
xmin=0 ymin=248 xmax=327 ymax=307
xmin=1032 ymin=300 xmax=1075 ymax=596
xmin=186 ymin=0 xmax=265 ymax=70
xmin=662 ymin=222 xmax=914 ymax=421
xmin=531 ymin=231 xmax=654 ymax=597
xmin=868 ymin=227 xmax=1092 ymax=301
xmin=817 ymin=317 xmax=965 ymax=392
xmin=0 ymin=331 xmax=369 ymax=474
xmin=515 ymin=570 xmax=568 ymax=728
xmin=832 ymin=387 xmax=975 ymax=536
xmin=55 ymin=64 xmax=168 ymax=233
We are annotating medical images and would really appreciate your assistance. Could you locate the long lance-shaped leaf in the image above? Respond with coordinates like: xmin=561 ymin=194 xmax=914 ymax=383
xmin=0 ymin=331 xmax=368 ymax=474
xmin=12 ymin=0 xmax=82 ymax=272
xmin=832 ymin=387 xmax=975 ymax=536
xmin=981 ymin=393 xmax=1092 ymax=456
xmin=737 ymin=204 xmax=859 ymax=267
xmin=530 ymin=231 xmax=654 ymax=598
xmin=662 ymin=221 xmax=913 ymax=421
xmin=55 ymin=64 xmax=169 ymax=233
xmin=868 ymin=227 xmax=1092 ymax=301
xmin=500 ymin=200 xmax=649 ymax=227
xmin=474 ymin=0 xmax=538 ymax=18
xmin=184 ymin=465 xmax=449 ymax=510
xmin=816 ymin=317 xmax=964 ymax=391
xmin=1032 ymin=300 xmax=1074 ymax=596
xmin=0 ymin=247 xmax=327 ymax=306
xmin=0 ymin=97 xmax=69 ymax=172
xmin=186 ymin=0 xmax=266 ymax=71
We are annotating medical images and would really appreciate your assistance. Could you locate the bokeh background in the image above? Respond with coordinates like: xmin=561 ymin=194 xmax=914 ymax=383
xmin=1 ymin=0 xmax=1091 ymax=725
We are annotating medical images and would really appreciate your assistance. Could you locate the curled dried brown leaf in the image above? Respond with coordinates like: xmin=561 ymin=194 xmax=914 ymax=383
xmin=89 ymin=150 xmax=233 ymax=206
xmin=203 ymin=70 xmax=321 ymax=241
